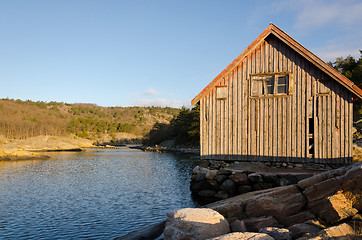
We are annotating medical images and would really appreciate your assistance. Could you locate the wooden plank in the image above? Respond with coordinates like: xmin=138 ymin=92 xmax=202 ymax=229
xmin=242 ymin=61 xmax=248 ymax=159
xmin=272 ymin=37 xmax=278 ymax=161
xmin=264 ymin=40 xmax=270 ymax=159
xmin=248 ymin=52 xmax=252 ymax=159
xmin=221 ymin=79 xmax=226 ymax=160
xmin=224 ymin=77 xmax=228 ymax=160
xmin=205 ymin=96 xmax=210 ymax=157
xmin=237 ymin=64 xmax=242 ymax=159
xmin=211 ymin=88 xmax=216 ymax=159
xmin=232 ymin=69 xmax=237 ymax=160
xmin=291 ymin=53 xmax=297 ymax=159
xmin=200 ymin=98 xmax=204 ymax=157
xmin=348 ymin=93 xmax=353 ymax=162
xmin=311 ymin=67 xmax=318 ymax=160
xmin=326 ymin=81 xmax=332 ymax=159
xmin=331 ymin=82 xmax=336 ymax=159
xmin=255 ymin=47 xmax=260 ymax=160
xmin=340 ymin=88 xmax=345 ymax=161
xmin=301 ymin=59 xmax=306 ymax=159
xmin=295 ymin=55 xmax=302 ymax=159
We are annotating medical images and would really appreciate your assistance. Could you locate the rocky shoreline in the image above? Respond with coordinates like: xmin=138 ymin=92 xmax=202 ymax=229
xmin=117 ymin=161 xmax=362 ymax=240
xmin=0 ymin=135 xmax=95 ymax=161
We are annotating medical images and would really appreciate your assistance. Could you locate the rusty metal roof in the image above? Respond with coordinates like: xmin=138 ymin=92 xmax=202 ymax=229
xmin=191 ymin=23 xmax=362 ymax=105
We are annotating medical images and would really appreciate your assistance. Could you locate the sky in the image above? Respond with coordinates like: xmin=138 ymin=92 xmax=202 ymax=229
xmin=0 ymin=0 xmax=361 ymax=108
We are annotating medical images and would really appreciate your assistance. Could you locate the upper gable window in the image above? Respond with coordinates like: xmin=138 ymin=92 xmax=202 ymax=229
xmin=216 ymin=85 xmax=227 ymax=100
xmin=250 ymin=72 xmax=292 ymax=97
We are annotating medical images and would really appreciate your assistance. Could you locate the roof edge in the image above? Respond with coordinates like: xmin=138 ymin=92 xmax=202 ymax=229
xmin=191 ymin=24 xmax=273 ymax=105
xmin=192 ymin=23 xmax=362 ymax=105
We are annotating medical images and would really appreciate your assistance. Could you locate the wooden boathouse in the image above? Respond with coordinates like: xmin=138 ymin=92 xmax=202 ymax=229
xmin=191 ymin=23 xmax=362 ymax=164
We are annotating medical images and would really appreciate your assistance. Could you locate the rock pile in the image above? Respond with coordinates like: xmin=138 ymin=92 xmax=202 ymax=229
xmin=190 ymin=161 xmax=313 ymax=201
xmin=163 ymin=162 xmax=362 ymax=239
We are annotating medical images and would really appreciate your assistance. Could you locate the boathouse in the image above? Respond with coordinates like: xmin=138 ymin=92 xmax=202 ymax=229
xmin=191 ymin=24 xmax=362 ymax=164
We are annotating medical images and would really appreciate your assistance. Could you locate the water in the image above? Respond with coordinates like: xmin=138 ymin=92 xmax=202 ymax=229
xmin=0 ymin=148 xmax=199 ymax=239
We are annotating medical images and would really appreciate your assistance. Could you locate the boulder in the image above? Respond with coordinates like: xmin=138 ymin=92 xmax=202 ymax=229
xmin=248 ymin=173 xmax=263 ymax=182
xmin=308 ymin=191 xmax=358 ymax=224
xmin=217 ymin=169 xmax=232 ymax=176
xmin=190 ymin=179 xmax=219 ymax=191
xmin=215 ymin=174 xmax=229 ymax=183
xmin=288 ymin=223 xmax=323 ymax=239
xmin=237 ymin=185 xmax=252 ymax=194
xmin=278 ymin=175 xmax=298 ymax=186
xmin=195 ymin=173 xmax=206 ymax=182
xmin=164 ymin=208 xmax=230 ymax=240
xmin=229 ymin=173 xmax=249 ymax=185
xmin=245 ymin=185 xmax=307 ymax=223
xmin=193 ymin=166 xmax=210 ymax=175
xmin=280 ymin=211 xmax=315 ymax=226
xmin=198 ymin=190 xmax=217 ymax=198
xmin=215 ymin=190 xmax=229 ymax=199
xmin=229 ymin=219 xmax=247 ymax=233
xmin=207 ymin=232 xmax=274 ymax=240
xmin=221 ymin=179 xmax=236 ymax=195
xmin=206 ymin=170 xmax=219 ymax=180
xmin=243 ymin=216 xmax=281 ymax=232
xmin=309 ymin=223 xmax=355 ymax=240
xmin=259 ymin=227 xmax=292 ymax=240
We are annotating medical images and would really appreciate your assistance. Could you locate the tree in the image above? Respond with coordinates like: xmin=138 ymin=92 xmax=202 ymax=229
xmin=329 ymin=51 xmax=362 ymax=116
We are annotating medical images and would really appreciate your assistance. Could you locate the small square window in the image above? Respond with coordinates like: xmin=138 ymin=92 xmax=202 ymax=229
xmin=216 ymin=86 xmax=227 ymax=100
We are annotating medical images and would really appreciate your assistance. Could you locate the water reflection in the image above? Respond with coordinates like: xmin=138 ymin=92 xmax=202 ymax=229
xmin=0 ymin=149 xmax=198 ymax=239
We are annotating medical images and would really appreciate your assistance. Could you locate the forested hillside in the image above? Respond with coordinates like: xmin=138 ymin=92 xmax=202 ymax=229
xmin=0 ymin=98 xmax=179 ymax=140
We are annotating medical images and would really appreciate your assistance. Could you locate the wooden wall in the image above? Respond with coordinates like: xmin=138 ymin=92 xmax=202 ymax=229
xmin=200 ymin=35 xmax=353 ymax=164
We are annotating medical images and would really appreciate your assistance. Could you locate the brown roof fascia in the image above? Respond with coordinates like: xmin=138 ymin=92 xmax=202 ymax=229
xmin=191 ymin=24 xmax=273 ymax=106
xmin=269 ymin=24 xmax=362 ymax=99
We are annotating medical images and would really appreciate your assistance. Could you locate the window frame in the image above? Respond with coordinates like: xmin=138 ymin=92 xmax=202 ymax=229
xmin=216 ymin=85 xmax=228 ymax=100
xmin=250 ymin=72 xmax=293 ymax=98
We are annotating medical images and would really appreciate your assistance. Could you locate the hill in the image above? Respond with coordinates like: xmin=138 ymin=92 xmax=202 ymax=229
xmin=0 ymin=98 xmax=180 ymax=143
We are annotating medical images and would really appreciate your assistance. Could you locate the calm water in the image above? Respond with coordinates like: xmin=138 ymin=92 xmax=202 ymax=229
xmin=0 ymin=148 xmax=198 ymax=239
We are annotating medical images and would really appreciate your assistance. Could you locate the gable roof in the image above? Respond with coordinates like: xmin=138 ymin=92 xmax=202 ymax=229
xmin=191 ymin=23 xmax=362 ymax=105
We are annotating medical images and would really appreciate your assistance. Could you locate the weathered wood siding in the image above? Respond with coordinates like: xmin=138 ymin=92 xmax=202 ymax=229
xmin=200 ymin=35 xmax=353 ymax=164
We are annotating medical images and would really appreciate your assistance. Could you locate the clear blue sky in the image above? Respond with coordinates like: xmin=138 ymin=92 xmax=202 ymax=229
xmin=0 ymin=0 xmax=361 ymax=108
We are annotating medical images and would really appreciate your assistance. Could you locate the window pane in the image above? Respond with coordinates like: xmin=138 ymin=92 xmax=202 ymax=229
xmin=277 ymin=75 xmax=288 ymax=94
xmin=278 ymin=85 xmax=287 ymax=94
xmin=278 ymin=75 xmax=287 ymax=85
xmin=266 ymin=76 xmax=274 ymax=95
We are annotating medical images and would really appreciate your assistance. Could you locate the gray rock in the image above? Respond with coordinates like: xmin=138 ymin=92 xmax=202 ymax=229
xmin=237 ymin=185 xmax=252 ymax=194
xmin=221 ymin=179 xmax=236 ymax=195
xmin=164 ymin=208 xmax=230 ymax=240
xmin=248 ymin=173 xmax=263 ymax=182
xmin=278 ymin=175 xmax=298 ymax=186
xmin=215 ymin=190 xmax=229 ymax=199
xmin=195 ymin=173 xmax=206 ymax=181
xmin=206 ymin=170 xmax=219 ymax=180
xmin=259 ymin=227 xmax=292 ymax=240
xmin=262 ymin=174 xmax=279 ymax=183
xmin=288 ymin=223 xmax=323 ymax=239
xmin=243 ymin=216 xmax=281 ymax=232
xmin=215 ymin=174 xmax=229 ymax=183
xmin=229 ymin=219 xmax=247 ymax=233
xmin=207 ymin=232 xmax=274 ymax=240
xmin=229 ymin=173 xmax=249 ymax=185
xmin=218 ymin=169 xmax=232 ymax=175
xmin=198 ymin=190 xmax=217 ymax=198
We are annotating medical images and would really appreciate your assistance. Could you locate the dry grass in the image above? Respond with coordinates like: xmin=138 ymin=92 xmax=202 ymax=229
xmin=352 ymin=145 xmax=362 ymax=163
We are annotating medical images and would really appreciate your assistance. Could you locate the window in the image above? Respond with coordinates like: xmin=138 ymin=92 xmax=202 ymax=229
xmin=250 ymin=72 xmax=292 ymax=97
xmin=216 ymin=85 xmax=227 ymax=100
